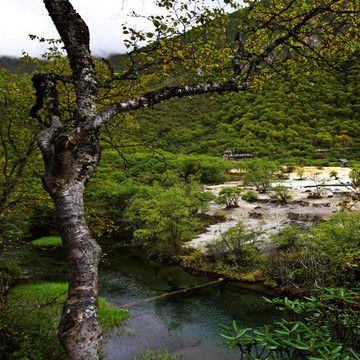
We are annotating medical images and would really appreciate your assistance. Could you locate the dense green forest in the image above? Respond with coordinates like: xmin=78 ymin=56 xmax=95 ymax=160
xmin=105 ymin=63 xmax=360 ymax=162
xmin=2 ymin=52 xmax=360 ymax=164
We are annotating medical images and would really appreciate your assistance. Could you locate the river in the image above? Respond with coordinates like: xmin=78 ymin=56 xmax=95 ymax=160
xmin=5 ymin=240 xmax=279 ymax=360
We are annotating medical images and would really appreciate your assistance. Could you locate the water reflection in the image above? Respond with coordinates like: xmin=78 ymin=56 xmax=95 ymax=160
xmin=4 ymin=243 xmax=279 ymax=360
xmin=100 ymin=246 xmax=278 ymax=360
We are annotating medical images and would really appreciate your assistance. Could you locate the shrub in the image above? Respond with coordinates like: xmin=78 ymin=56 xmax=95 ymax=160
xmin=266 ymin=226 xmax=327 ymax=291
xmin=271 ymin=185 xmax=293 ymax=205
xmin=242 ymin=190 xmax=258 ymax=202
xmin=266 ymin=212 xmax=360 ymax=291
xmin=243 ymin=159 xmax=277 ymax=193
xmin=220 ymin=287 xmax=360 ymax=360
xmin=168 ymin=155 xmax=228 ymax=184
xmin=216 ymin=187 xmax=244 ymax=208
xmin=206 ymin=221 xmax=265 ymax=267
xmin=127 ymin=187 xmax=199 ymax=260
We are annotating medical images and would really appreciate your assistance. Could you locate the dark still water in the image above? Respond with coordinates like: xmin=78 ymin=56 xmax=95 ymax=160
xmin=5 ymin=242 xmax=279 ymax=360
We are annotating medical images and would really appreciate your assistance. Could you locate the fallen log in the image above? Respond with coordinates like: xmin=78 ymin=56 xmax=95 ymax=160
xmin=121 ymin=278 xmax=224 ymax=308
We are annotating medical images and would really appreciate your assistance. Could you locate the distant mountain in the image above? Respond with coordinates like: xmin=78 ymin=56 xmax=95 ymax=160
xmin=0 ymin=56 xmax=34 ymax=74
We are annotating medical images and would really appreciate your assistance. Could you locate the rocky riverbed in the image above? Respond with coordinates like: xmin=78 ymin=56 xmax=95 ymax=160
xmin=188 ymin=167 xmax=357 ymax=251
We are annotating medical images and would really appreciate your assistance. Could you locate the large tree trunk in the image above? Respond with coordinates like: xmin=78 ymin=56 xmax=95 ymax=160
xmin=54 ymin=184 xmax=102 ymax=359
xmin=37 ymin=2 xmax=103 ymax=357
xmin=37 ymin=108 xmax=103 ymax=358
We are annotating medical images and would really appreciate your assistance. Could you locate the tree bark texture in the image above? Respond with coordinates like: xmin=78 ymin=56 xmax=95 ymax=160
xmin=38 ymin=106 xmax=103 ymax=358
xmin=37 ymin=2 xmax=103 ymax=357
xmin=55 ymin=183 xmax=102 ymax=359
xmin=39 ymin=125 xmax=103 ymax=359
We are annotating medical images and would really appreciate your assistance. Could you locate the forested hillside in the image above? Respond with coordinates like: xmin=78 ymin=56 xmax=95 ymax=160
xmin=2 ymin=54 xmax=359 ymax=162
xmin=123 ymin=70 xmax=360 ymax=161
xmin=2 ymin=16 xmax=360 ymax=164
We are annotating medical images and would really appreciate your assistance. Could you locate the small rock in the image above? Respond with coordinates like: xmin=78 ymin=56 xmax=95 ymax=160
xmin=249 ymin=212 xmax=263 ymax=219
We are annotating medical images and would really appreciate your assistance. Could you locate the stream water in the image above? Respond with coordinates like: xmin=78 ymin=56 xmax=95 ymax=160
xmin=5 ymin=241 xmax=279 ymax=360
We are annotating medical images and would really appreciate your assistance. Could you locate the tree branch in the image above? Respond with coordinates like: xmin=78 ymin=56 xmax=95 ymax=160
xmin=67 ymin=79 xmax=248 ymax=146
xmin=44 ymin=0 xmax=98 ymax=122
xmin=34 ymin=74 xmax=64 ymax=172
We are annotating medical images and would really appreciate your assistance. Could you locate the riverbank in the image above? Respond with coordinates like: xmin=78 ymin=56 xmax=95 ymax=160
xmin=177 ymin=167 xmax=360 ymax=295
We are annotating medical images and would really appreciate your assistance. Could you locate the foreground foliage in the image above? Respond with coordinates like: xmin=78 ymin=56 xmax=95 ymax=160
xmin=0 ymin=283 xmax=128 ymax=359
xmin=220 ymin=287 xmax=360 ymax=360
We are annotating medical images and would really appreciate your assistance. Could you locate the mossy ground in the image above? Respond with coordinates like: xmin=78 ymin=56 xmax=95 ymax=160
xmin=31 ymin=236 xmax=62 ymax=247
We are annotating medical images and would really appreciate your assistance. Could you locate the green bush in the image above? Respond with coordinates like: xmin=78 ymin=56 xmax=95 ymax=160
xmin=243 ymin=159 xmax=277 ymax=193
xmin=271 ymin=185 xmax=293 ymax=204
xmin=220 ymin=287 xmax=360 ymax=360
xmin=206 ymin=221 xmax=265 ymax=267
xmin=127 ymin=187 xmax=199 ymax=260
xmin=266 ymin=212 xmax=360 ymax=291
xmin=241 ymin=190 xmax=258 ymax=202
xmin=266 ymin=226 xmax=326 ymax=291
xmin=216 ymin=187 xmax=244 ymax=208
xmin=168 ymin=155 xmax=228 ymax=184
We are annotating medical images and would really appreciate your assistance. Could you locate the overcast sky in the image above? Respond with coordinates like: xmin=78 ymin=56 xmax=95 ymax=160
xmin=0 ymin=0 xmax=239 ymax=58
xmin=0 ymin=0 xmax=175 ymax=58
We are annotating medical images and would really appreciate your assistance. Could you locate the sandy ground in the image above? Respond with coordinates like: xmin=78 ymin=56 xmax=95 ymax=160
xmin=187 ymin=167 xmax=356 ymax=251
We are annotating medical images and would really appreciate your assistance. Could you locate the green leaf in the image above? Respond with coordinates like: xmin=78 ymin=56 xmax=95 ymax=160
xmin=348 ymin=349 xmax=360 ymax=360
xmin=220 ymin=334 xmax=236 ymax=340
xmin=219 ymin=323 xmax=232 ymax=331
xmin=233 ymin=320 xmax=238 ymax=332
xmin=330 ymin=345 xmax=342 ymax=354
xmin=293 ymin=344 xmax=310 ymax=350
xmin=266 ymin=337 xmax=280 ymax=346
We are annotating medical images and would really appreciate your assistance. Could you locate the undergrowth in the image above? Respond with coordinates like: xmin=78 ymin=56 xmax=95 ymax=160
xmin=0 ymin=282 xmax=129 ymax=359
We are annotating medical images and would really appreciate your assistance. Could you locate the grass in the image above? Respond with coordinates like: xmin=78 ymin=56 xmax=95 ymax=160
xmin=1 ymin=282 xmax=129 ymax=359
xmin=133 ymin=350 xmax=184 ymax=360
xmin=99 ymin=296 xmax=129 ymax=333
xmin=31 ymin=236 xmax=62 ymax=247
